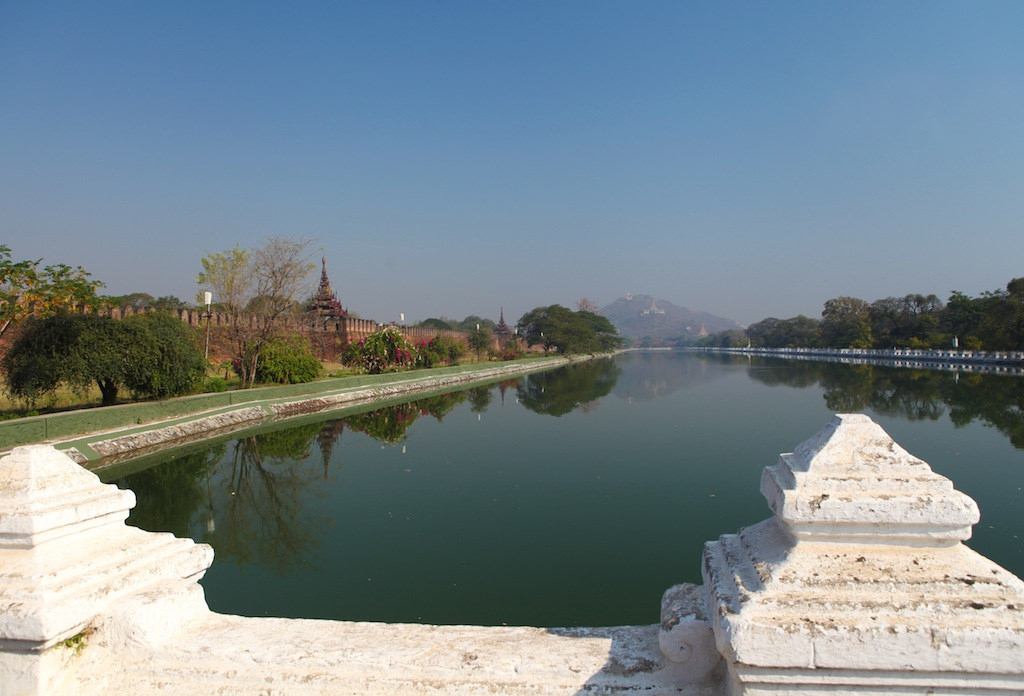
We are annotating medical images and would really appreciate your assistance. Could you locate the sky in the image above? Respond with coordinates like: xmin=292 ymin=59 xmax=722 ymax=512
xmin=2 ymin=1 xmax=1022 ymax=327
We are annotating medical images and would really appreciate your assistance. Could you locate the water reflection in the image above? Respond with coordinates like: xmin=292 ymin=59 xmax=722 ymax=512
xmin=730 ymin=355 xmax=1024 ymax=448
xmin=344 ymin=391 xmax=468 ymax=444
xmin=107 ymin=353 xmax=1022 ymax=625
xmin=611 ymin=351 xmax=726 ymax=402
xmin=515 ymin=358 xmax=620 ymax=416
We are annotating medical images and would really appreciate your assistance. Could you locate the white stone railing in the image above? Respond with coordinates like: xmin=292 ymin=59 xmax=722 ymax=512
xmin=1 ymin=416 xmax=1021 ymax=694
xmin=703 ymin=346 xmax=1024 ymax=375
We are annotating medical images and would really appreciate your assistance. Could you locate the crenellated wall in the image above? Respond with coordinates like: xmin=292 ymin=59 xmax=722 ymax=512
xmin=82 ymin=305 xmax=474 ymax=355
xmin=2 ymin=415 xmax=1020 ymax=694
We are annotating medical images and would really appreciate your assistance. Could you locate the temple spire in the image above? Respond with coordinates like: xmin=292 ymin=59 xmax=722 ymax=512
xmin=307 ymin=256 xmax=347 ymax=320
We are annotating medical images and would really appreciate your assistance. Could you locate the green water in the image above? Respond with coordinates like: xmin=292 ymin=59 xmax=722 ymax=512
xmin=104 ymin=352 xmax=1024 ymax=627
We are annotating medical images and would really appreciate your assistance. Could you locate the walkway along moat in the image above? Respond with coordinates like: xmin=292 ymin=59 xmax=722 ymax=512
xmin=1 ymin=415 xmax=1022 ymax=694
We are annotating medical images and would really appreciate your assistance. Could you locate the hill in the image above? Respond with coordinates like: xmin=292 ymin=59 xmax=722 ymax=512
xmin=600 ymin=294 xmax=743 ymax=343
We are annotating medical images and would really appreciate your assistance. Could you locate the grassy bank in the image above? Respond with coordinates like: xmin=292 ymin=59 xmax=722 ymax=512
xmin=0 ymin=356 xmax=572 ymax=453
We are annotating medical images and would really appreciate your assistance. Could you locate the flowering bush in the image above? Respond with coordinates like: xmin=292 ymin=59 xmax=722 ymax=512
xmin=342 ymin=326 xmax=418 ymax=374
xmin=414 ymin=335 xmax=466 ymax=368
xmin=496 ymin=342 xmax=525 ymax=361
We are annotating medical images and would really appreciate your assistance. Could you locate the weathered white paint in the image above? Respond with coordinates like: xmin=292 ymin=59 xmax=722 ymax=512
xmin=1 ymin=414 xmax=1022 ymax=695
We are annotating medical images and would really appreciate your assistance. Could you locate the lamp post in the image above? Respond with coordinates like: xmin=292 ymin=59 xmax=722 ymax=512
xmin=203 ymin=291 xmax=213 ymax=360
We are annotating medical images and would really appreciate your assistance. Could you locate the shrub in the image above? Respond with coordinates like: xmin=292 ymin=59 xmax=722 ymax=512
xmin=496 ymin=342 xmax=525 ymax=361
xmin=254 ymin=336 xmax=322 ymax=384
xmin=202 ymin=376 xmax=230 ymax=392
xmin=342 ymin=326 xmax=418 ymax=374
xmin=414 ymin=335 xmax=467 ymax=368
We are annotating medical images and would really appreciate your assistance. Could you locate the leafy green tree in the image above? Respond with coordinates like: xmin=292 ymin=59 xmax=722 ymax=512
xmin=516 ymin=305 xmax=620 ymax=355
xmin=971 ymin=278 xmax=1024 ymax=350
xmin=122 ymin=312 xmax=207 ymax=398
xmin=253 ymin=335 xmax=322 ymax=384
xmin=868 ymin=294 xmax=943 ymax=348
xmin=940 ymin=290 xmax=988 ymax=349
xmin=3 ymin=312 xmax=204 ymax=406
xmin=0 ymin=244 xmax=104 ymax=339
xmin=467 ymin=326 xmax=493 ymax=361
xmin=153 ymin=295 xmax=186 ymax=311
xmin=457 ymin=315 xmax=496 ymax=331
xmin=819 ymin=296 xmax=873 ymax=348
xmin=418 ymin=317 xmax=456 ymax=330
xmin=105 ymin=292 xmax=155 ymax=309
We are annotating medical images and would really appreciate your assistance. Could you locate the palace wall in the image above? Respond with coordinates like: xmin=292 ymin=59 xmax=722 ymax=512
xmin=84 ymin=305 xmax=474 ymax=355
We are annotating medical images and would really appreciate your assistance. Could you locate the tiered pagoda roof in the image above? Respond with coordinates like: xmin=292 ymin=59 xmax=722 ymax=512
xmin=307 ymin=257 xmax=347 ymax=319
xmin=494 ymin=307 xmax=512 ymax=343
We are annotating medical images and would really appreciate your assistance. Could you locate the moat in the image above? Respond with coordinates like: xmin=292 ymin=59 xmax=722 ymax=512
xmin=100 ymin=351 xmax=1024 ymax=627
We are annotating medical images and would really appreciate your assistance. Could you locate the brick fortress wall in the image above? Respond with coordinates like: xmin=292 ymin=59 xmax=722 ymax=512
xmin=85 ymin=305 xmax=475 ymax=361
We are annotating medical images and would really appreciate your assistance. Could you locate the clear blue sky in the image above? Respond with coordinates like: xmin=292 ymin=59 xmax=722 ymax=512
xmin=2 ymin=1 xmax=1022 ymax=326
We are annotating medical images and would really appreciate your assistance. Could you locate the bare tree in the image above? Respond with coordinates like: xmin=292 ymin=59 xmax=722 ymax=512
xmin=197 ymin=238 xmax=316 ymax=387
xmin=576 ymin=297 xmax=600 ymax=314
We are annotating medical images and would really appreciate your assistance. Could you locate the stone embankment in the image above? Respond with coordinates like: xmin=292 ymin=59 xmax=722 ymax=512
xmin=1 ymin=414 xmax=1021 ymax=694
xmin=704 ymin=346 xmax=1024 ymax=375
xmin=0 ymin=357 xmax=581 ymax=464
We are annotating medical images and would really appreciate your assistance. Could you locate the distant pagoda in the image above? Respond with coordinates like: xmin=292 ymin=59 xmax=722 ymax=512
xmin=494 ymin=307 xmax=512 ymax=345
xmin=307 ymin=256 xmax=348 ymax=323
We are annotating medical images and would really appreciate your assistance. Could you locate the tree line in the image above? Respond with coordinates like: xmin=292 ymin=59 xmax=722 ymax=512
xmin=698 ymin=278 xmax=1024 ymax=351
xmin=2 ymin=240 xmax=622 ymax=411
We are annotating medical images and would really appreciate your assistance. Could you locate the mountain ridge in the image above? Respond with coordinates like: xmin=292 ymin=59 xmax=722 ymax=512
xmin=599 ymin=294 xmax=743 ymax=342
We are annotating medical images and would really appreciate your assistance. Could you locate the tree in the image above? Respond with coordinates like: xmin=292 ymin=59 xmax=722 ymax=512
xmin=253 ymin=336 xmax=322 ymax=384
xmin=121 ymin=312 xmax=208 ymax=398
xmin=2 ymin=313 xmax=205 ymax=406
xmin=977 ymin=278 xmax=1024 ymax=350
xmin=0 ymin=244 xmax=104 ymax=338
xmin=418 ymin=317 xmax=456 ymax=331
xmin=869 ymin=294 xmax=943 ymax=348
xmin=196 ymin=238 xmax=316 ymax=387
xmin=516 ymin=305 xmax=620 ymax=355
xmin=456 ymin=315 xmax=496 ymax=331
xmin=576 ymin=297 xmax=600 ymax=313
xmin=467 ymin=325 xmax=493 ymax=361
xmin=819 ymin=297 xmax=873 ymax=348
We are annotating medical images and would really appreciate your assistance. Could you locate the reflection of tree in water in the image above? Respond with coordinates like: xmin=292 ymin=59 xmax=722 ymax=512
xmin=115 ymin=420 xmax=345 ymax=574
xmin=517 ymin=358 xmax=620 ymax=417
xmin=343 ymin=391 xmax=468 ymax=444
xmin=467 ymin=385 xmax=493 ymax=413
xmin=945 ymin=373 xmax=1024 ymax=449
xmin=742 ymin=357 xmax=1024 ymax=447
xmin=211 ymin=422 xmax=327 ymax=573
xmin=116 ymin=446 xmax=222 ymax=538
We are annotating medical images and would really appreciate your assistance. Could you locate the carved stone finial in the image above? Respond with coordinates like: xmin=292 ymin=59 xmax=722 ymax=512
xmin=761 ymin=413 xmax=979 ymax=545
xmin=703 ymin=414 xmax=1024 ymax=693
xmin=0 ymin=446 xmax=213 ymax=676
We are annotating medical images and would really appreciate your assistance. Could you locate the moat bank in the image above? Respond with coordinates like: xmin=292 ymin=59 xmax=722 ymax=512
xmin=0 ymin=356 xmax=586 ymax=463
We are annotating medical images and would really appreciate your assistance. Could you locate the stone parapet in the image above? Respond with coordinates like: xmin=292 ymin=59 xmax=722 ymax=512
xmin=701 ymin=414 xmax=1024 ymax=694
xmin=1 ymin=415 xmax=1022 ymax=694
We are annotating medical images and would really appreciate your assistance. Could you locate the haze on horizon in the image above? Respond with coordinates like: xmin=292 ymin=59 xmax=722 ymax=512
xmin=2 ymin=1 xmax=1022 ymax=327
